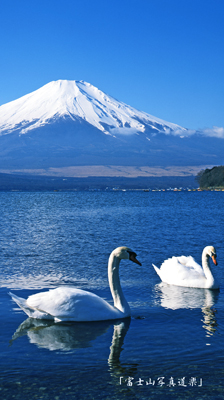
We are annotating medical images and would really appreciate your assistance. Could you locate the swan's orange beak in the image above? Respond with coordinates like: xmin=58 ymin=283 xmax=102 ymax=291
xmin=130 ymin=253 xmax=142 ymax=266
xmin=212 ymin=255 xmax=218 ymax=266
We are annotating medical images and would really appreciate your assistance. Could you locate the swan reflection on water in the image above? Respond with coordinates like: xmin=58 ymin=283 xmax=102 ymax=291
xmin=201 ymin=306 xmax=218 ymax=337
xmin=10 ymin=317 xmax=137 ymax=386
xmin=10 ymin=317 xmax=131 ymax=373
xmin=154 ymin=282 xmax=219 ymax=310
xmin=154 ymin=282 xmax=219 ymax=337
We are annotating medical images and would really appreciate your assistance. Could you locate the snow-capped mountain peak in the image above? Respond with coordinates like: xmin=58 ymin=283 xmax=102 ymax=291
xmin=0 ymin=80 xmax=185 ymax=136
xmin=0 ymin=80 xmax=223 ymax=171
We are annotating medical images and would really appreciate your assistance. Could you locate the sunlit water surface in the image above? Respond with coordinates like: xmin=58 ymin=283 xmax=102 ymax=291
xmin=0 ymin=191 xmax=224 ymax=399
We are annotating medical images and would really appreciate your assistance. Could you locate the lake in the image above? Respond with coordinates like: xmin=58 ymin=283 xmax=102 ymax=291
xmin=0 ymin=190 xmax=223 ymax=399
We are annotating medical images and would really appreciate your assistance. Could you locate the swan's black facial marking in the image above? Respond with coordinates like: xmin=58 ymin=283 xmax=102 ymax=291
xmin=127 ymin=250 xmax=142 ymax=266
xmin=127 ymin=250 xmax=137 ymax=258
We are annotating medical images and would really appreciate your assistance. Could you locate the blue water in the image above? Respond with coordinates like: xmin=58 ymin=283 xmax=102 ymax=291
xmin=0 ymin=191 xmax=224 ymax=399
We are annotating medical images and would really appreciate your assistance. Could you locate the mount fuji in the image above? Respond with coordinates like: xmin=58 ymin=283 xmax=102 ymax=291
xmin=0 ymin=80 xmax=223 ymax=172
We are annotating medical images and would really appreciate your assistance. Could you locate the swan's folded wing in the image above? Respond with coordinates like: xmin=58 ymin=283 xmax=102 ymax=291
xmin=183 ymin=256 xmax=205 ymax=274
xmin=159 ymin=256 xmax=205 ymax=284
xmin=27 ymin=287 xmax=122 ymax=321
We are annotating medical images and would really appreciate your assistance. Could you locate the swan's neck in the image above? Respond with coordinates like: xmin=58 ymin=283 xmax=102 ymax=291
xmin=108 ymin=253 xmax=130 ymax=315
xmin=202 ymin=251 xmax=215 ymax=285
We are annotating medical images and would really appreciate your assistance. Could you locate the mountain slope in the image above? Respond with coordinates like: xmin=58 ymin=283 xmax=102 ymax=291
xmin=0 ymin=80 xmax=184 ymax=136
xmin=0 ymin=80 xmax=223 ymax=170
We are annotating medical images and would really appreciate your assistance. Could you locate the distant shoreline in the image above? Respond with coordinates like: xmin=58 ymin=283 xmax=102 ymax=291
xmin=1 ymin=164 xmax=220 ymax=191
xmin=0 ymin=172 xmax=198 ymax=191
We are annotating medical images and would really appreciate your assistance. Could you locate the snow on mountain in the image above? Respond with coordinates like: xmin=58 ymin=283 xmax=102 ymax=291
xmin=0 ymin=80 xmax=223 ymax=171
xmin=0 ymin=80 xmax=185 ymax=136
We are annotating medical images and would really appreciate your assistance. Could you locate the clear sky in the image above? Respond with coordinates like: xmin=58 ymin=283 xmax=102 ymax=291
xmin=0 ymin=0 xmax=223 ymax=130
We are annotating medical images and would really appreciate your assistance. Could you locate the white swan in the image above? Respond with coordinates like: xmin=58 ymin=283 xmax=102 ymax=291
xmin=152 ymin=246 xmax=219 ymax=289
xmin=9 ymin=246 xmax=141 ymax=322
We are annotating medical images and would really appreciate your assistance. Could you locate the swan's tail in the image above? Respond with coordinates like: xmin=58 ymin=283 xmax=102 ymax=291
xmin=9 ymin=292 xmax=54 ymax=320
xmin=9 ymin=292 xmax=30 ymax=315
xmin=152 ymin=263 xmax=162 ymax=279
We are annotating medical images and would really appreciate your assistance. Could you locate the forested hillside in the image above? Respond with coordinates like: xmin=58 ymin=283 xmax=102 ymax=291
xmin=196 ymin=166 xmax=224 ymax=188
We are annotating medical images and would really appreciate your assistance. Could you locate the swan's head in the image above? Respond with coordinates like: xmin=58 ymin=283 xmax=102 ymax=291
xmin=204 ymin=246 xmax=218 ymax=266
xmin=112 ymin=246 xmax=142 ymax=266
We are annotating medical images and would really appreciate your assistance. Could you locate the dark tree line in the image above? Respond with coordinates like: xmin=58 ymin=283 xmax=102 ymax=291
xmin=196 ymin=166 xmax=224 ymax=188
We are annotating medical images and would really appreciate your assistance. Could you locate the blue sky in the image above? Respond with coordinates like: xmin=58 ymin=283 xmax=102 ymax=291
xmin=0 ymin=0 xmax=223 ymax=130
